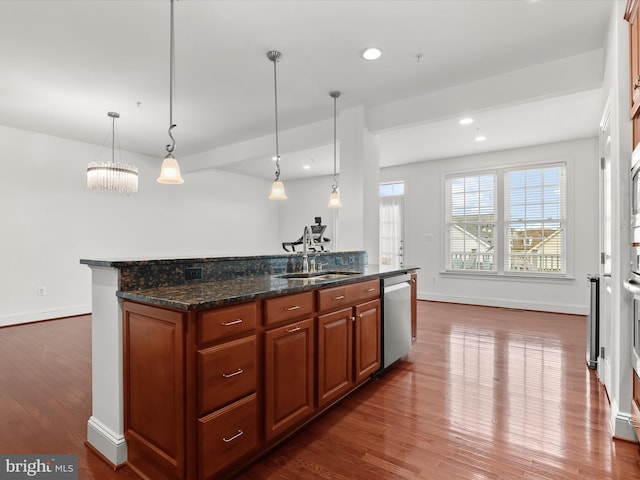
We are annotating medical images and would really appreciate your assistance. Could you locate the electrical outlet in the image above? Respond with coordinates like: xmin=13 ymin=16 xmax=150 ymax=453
xmin=37 ymin=286 xmax=47 ymax=296
xmin=185 ymin=267 xmax=203 ymax=280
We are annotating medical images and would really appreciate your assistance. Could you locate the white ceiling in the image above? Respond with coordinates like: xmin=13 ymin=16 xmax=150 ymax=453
xmin=0 ymin=0 xmax=612 ymax=180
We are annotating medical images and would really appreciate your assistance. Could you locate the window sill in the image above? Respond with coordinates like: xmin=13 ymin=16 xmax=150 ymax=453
xmin=440 ymin=271 xmax=575 ymax=283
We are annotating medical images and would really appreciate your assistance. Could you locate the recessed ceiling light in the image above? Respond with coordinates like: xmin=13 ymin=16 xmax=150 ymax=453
xmin=302 ymin=165 xmax=311 ymax=170
xmin=459 ymin=117 xmax=474 ymax=126
xmin=475 ymin=134 xmax=487 ymax=142
xmin=362 ymin=48 xmax=382 ymax=60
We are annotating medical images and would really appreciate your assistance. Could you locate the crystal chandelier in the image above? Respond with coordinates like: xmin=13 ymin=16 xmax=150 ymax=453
xmin=87 ymin=112 xmax=138 ymax=194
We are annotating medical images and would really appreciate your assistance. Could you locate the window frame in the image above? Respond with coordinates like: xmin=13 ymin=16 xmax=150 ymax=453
xmin=443 ymin=161 xmax=570 ymax=279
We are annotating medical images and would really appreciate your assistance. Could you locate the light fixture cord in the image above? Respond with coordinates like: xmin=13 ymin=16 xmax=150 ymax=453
xmin=111 ymin=114 xmax=116 ymax=165
xmin=166 ymin=0 xmax=176 ymax=155
xmin=332 ymin=94 xmax=338 ymax=191
xmin=273 ymin=54 xmax=280 ymax=180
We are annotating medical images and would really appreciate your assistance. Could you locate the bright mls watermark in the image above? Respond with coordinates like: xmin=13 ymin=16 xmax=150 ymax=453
xmin=0 ymin=455 xmax=77 ymax=480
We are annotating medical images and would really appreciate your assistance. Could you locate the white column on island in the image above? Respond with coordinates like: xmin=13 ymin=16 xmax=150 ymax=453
xmin=86 ymin=266 xmax=127 ymax=465
xmin=337 ymin=106 xmax=380 ymax=261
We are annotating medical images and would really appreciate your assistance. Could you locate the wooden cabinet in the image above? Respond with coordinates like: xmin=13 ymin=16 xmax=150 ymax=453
xmin=317 ymin=281 xmax=381 ymax=406
xmin=122 ymin=275 xmax=402 ymax=479
xmin=123 ymin=299 xmax=258 ymax=480
xmin=198 ymin=394 xmax=257 ymax=480
xmin=197 ymin=336 xmax=256 ymax=415
xmin=626 ymin=0 xmax=640 ymax=148
xmin=196 ymin=302 xmax=258 ymax=478
xmin=317 ymin=308 xmax=353 ymax=407
xmin=354 ymin=299 xmax=381 ymax=383
xmin=264 ymin=317 xmax=315 ymax=440
xmin=123 ymin=301 xmax=186 ymax=480
xmin=263 ymin=291 xmax=314 ymax=326
xmin=631 ymin=370 xmax=640 ymax=440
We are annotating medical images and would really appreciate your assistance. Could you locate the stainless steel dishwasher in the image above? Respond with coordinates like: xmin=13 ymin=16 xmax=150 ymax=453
xmin=381 ymin=273 xmax=412 ymax=369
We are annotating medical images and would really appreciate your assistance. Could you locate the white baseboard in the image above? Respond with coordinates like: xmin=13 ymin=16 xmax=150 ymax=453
xmin=597 ymin=356 xmax=611 ymax=388
xmin=417 ymin=291 xmax=586 ymax=315
xmin=609 ymin=399 xmax=638 ymax=441
xmin=87 ymin=416 xmax=127 ymax=466
xmin=0 ymin=305 xmax=91 ymax=328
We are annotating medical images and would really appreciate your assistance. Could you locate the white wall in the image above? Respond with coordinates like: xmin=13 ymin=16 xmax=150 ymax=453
xmin=382 ymin=138 xmax=599 ymax=315
xmin=277 ymin=175 xmax=339 ymax=252
xmin=0 ymin=125 xmax=279 ymax=327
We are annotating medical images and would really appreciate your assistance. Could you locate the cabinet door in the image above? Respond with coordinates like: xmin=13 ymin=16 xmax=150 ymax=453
xmin=317 ymin=308 xmax=353 ymax=408
xmin=354 ymin=299 xmax=381 ymax=383
xmin=123 ymin=301 xmax=185 ymax=480
xmin=264 ymin=317 xmax=315 ymax=440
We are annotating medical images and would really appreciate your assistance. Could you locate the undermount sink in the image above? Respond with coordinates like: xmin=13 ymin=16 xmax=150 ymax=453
xmin=313 ymin=273 xmax=355 ymax=280
xmin=276 ymin=270 xmax=360 ymax=280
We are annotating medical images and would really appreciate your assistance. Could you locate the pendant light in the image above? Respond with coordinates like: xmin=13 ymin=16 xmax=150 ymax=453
xmin=157 ymin=0 xmax=184 ymax=184
xmin=87 ymin=112 xmax=139 ymax=194
xmin=328 ymin=91 xmax=342 ymax=208
xmin=267 ymin=50 xmax=287 ymax=200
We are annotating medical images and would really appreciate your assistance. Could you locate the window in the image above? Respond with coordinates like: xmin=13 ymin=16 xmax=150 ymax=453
xmin=505 ymin=165 xmax=566 ymax=274
xmin=445 ymin=163 xmax=566 ymax=275
xmin=446 ymin=173 xmax=496 ymax=271
xmin=380 ymin=181 xmax=405 ymax=267
xmin=380 ymin=181 xmax=405 ymax=197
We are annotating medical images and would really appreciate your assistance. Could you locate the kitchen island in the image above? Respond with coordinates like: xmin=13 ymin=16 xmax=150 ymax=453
xmin=81 ymin=251 xmax=417 ymax=480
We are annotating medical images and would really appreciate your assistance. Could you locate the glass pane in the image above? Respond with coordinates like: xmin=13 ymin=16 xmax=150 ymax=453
xmin=379 ymin=181 xmax=405 ymax=197
xmin=505 ymin=165 xmax=565 ymax=274
xmin=379 ymin=184 xmax=392 ymax=196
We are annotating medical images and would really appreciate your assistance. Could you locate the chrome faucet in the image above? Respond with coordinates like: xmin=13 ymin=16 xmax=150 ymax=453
xmin=302 ymin=225 xmax=315 ymax=273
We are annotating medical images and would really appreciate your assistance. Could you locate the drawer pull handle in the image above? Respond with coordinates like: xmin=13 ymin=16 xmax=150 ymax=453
xmin=222 ymin=430 xmax=244 ymax=443
xmin=366 ymin=288 xmax=376 ymax=292
xmin=221 ymin=319 xmax=243 ymax=326
xmin=286 ymin=326 xmax=301 ymax=333
xmin=222 ymin=368 xmax=244 ymax=378
xmin=284 ymin=305 xmax=300 ymax=311
xmin=332 ymin=295 xmax=345 ymax=300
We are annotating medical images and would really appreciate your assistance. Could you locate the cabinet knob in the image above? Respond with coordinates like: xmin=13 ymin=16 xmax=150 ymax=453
xmin=286 ymin=326 xmax=301 ymax=333
xmin=284 ymin=305 xmax=300 ymax=311
xmin=332 ymin=295 xmax=345 ymax=300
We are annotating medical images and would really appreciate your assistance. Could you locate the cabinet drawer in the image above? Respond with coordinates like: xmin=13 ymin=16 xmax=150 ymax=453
xmin=198 ymin=393 xmax=257 ymax=480
xmin=263 ymin=291 xmax=314 ymax=326
xmin=198 ymin=336 xmax=256 ymax=415
xmin=318 ymin=279 xmax=380 ymax=313
xmin=346 ymin=279 xmax=380 ymax=304
xmin=198 ymin=301 xmax=257 ymax=344
xmin=318 ymin=285 xmax=349 ymax=312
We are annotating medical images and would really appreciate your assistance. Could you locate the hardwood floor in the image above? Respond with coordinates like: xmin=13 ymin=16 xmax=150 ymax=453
xmin=1 ymin=302 xmax=639 ymax=479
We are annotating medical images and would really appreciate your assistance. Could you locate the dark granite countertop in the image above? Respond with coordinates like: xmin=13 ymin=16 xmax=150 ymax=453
xmin=116 ymin=264 xmax=418 ymax=311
